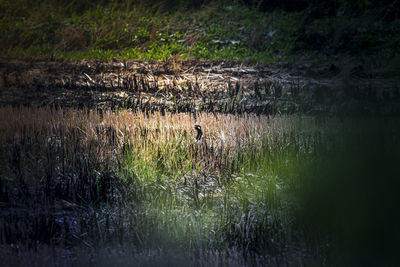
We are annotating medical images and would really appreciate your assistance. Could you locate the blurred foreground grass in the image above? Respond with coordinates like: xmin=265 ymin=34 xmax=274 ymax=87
xmin=0 ymin=106 xmax=399 ymax=265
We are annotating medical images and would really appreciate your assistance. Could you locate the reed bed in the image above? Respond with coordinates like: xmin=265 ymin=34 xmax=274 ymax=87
xmin=0 ymin=105 xmax=298 ymax=185
xmin=2 ymin=105 xmax=398 ymax=266
xmin=0 ymin=105 xmax=314 ymax=258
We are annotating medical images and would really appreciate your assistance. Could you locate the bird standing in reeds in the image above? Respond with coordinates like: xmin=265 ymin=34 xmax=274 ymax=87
xmin=194 ymin=125 xmax=202 ymax=141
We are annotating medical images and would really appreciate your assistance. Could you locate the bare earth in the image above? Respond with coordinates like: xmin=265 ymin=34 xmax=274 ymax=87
xmin=0 ymin=59 xmax=398 ymax=114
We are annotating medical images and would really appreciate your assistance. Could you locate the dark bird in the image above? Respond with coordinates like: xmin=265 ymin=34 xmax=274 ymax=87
xmin=194 ymin=125 xmax=202 ymax=141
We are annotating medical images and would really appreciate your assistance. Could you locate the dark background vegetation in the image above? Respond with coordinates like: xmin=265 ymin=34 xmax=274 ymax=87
xmin=1 ymin=0 xmax=399 ymax=64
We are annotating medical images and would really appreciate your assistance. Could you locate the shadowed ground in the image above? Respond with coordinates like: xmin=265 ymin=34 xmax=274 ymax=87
xmin=1 ymin=59 xmax=399 ymax=115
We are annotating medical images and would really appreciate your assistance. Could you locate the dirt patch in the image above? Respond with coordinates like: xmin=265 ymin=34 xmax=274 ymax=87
xmin=1 ymin=59 xmax=399 ymax=115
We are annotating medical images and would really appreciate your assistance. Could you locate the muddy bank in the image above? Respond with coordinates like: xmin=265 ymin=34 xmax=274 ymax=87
xmin=1 ymin=59 xmax=399 ymax=115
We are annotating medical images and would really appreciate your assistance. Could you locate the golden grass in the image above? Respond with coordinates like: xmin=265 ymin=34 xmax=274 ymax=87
xmin=0 ymin=105 xmax=303 ymax=183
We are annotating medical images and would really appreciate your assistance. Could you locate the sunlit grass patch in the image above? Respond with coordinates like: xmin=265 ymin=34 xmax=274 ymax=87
xmin=0 ymin=106 xmax=302 ymax=250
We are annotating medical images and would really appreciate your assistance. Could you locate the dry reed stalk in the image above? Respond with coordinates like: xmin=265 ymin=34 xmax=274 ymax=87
xmin=0 ymin=106 xmax=296 ymax=178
